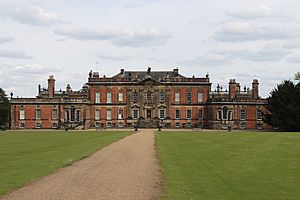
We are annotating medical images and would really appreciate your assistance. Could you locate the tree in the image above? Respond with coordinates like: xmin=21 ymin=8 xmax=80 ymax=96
xmin=295 ymin=72 xmax=300 ymax=81
xmin=265 ymin=80 xmax=300 ymax=131
xmin=0 ymin=88 xmax=9 ymax=126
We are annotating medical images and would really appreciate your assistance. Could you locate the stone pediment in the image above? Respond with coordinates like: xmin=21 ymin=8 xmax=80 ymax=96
xmin=138 ymin=77 xmax=160 ymax=85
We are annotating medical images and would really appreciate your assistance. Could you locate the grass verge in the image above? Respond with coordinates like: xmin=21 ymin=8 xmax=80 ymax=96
xmin=0 ymin=130 xmax=131 ymax=196
xmin=156 ymin=131 xmax=300 ymax=200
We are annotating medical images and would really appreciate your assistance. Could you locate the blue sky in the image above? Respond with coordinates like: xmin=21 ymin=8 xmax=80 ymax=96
xmin=0 ymin=0 xmax=299 ymax=97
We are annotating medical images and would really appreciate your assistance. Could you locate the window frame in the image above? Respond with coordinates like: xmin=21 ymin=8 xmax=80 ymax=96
xmin=95 ymin=92 xmax=100 ymax=103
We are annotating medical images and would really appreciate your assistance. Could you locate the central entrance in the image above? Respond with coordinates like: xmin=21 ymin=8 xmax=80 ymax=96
xmin=147 ymin=109 xmax=152 ymax=119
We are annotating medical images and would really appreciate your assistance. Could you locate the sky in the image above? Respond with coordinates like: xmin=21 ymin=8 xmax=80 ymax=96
xmin=0 ymin=0 xmax=299 ymax=98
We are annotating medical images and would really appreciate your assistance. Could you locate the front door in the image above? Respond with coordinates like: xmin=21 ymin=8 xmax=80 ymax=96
xmin=147 ymin=109 xmax=152 ymax=119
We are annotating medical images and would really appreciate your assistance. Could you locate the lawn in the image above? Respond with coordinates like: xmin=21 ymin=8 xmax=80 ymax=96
xmin=0 ymin=130 xmax=131 ymax=196
xmin=156 ymin=131 xmax=300 ymax=200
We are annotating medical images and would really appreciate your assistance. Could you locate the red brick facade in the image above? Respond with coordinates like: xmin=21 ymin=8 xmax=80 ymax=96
xmin=10 ymin=68 xmax=271 ymax=130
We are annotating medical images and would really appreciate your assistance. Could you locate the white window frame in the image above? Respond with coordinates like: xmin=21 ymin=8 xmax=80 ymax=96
xmin=95 ymin=92 xmax=100 ymax=103
xmin=175 ymin=109 xmax=180 ymax=119
xmin=186 ymin=109 xmax=192 ymax=120
xmin=198 ymin=109 xmax=203 ymax=119
xmin=257 ymin=110 xmax=262 ymax=120
xmin=95 ymin=110 xmax=100 ymax=120
xmin=240 ymin=110 xmax=246 ymax=120
xmin=133 ymin=92 xmax=138 ymax=101
xmin=159 ymin=92 xmax=165 ymax=102
xmin=107 ymin=92 xmax=112 ymax=103
xmin=19 ymin=109 xmax=25 ymax=120
xmin=36 ymin=109 xmax=41 ymax=120
xmin=107 ymin=109 xmax=112 ymax=120
xmin=118 ymin=92 xmax=123 ymax=102
xmin=175 ymin=92 xmax=180 ymax=103
xmin=52 ymin=109 xmax=58 ymax=119
xmin=159 ymin=109 xmax=165 ymax=119
xmin=118 ymin=109 xmax=124 ymax=119
xmin=186 ymin=92 xmax=192 ymax=103
xmin=133 ymin=109 xmax=139 ymax=119
xmin=198 ymin=92 xmax=203 ymax=103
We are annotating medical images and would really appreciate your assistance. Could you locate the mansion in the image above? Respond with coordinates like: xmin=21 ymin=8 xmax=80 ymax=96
xmin=10 ymin=68 xmax=270 ymax=129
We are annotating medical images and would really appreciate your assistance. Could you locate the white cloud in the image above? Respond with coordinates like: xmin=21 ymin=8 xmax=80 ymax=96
xmin=213 ymin=21 xmax=298 ymax=42
xmin=283 ymin=39 xmax=300 ymax=49
xmin=0 ymin=36 xmax=14 ymax=44
xmin=55 ymin=27 xmax=171 ymax=47
xmin=112 ymin=29 xmax=171 ymax=47
xmin=237 ymin=45 xmax=290 ymax=61
xmin=0 ymin=3 xmax=65 ymax=26
xmin=0 ymin=64 xmax=62 ymax=97
xmin=0 ymin=50 xmax=33 ymax=59
xmin=286 ymin=54 xmax=300 ymax=63
xmin=178 ymin=50 xmax=233 ymax=66
xmin=54 ymin=27 xmax=125 ymax=41
xmin=100 ymin=54 xmax=132 ymax=61
xmin=228 ymin=5 xmax=272 ymax=19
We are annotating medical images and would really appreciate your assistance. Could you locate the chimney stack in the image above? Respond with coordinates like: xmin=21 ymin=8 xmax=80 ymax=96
xmin=252 ymin=79 xmax=259 ymax=99
xmin=48 ymin=75 xmax=55 ymax=98
xmin=229 ymin=79 xmax=236 ymax=99
xmin=173 ymin=68 xmax=179 ymax=76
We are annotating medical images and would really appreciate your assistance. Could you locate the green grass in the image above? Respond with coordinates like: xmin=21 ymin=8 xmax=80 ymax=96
xmin=156 ymin=131 xmax=300 ymax=200
xmin=0 ymin=130 xmax=131 ymax=196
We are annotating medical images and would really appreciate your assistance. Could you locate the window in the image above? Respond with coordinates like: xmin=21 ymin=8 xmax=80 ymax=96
xmin=107 ymin=92 xmax=112 ymax=103
xmin=118 ymin=109 xmax=124 ymax=119
xmin=52 ymin=123 xmax=58 ymax=128
xmin=36 ymin=109 xmax=41 ymax=120
xmin=222 ymin=107 xmax=228 ymax=120
xmin=228 ymin=111 xmax=232 ymax=120
xmin=133 ymin=92 xmax=139 ymax=102
xmin=186 ymin=122 xmax=192 ymax=128
xmin=217 ymin=111 xmax=222 ymax=120
xmin=95 ymin=122 xmax=101 ymax=127
xmin=133 ymin=109 xmax=139 ymax=119
xmin=198 ymin=109 xmax=203 ymax=119
xmin=240 ymin=122 xmax=246 ymax=129
xmin=159 ymin=92 xmax=165 ymax=102
xmin=52 ymin=109 xmax=58 ymax=119
xmin=240 ymin=110 xmax=246 ymax=120
xmin=159 ymin=110 xmax=165 ymax=119
xmin=65 ymin=110 xmax=69 ymax=122
xmin=186 ymin=92 xmax=192 ymax=103
xmin=175 ymin=109 xmax=180 ymax=119
xmin=95 ymin=110 xmax=100 ymax=120
xmin=95 ymin=92 xmax=100 ymax=103
xmin=175 ymin=122 xmax=181 ymax=128
xmin=257 ymin=110 xmax=262 ymax=120
xmin=107 ymin=110 xmax=112 ymax=120
xmin=146 ymin=91 xmax=152 ymax=101
xmin=187 ymin=109 xmax=192 ymax=119
xmin=118 ymin=122 xmax=124 ymax=127
xmin=19 ymin=109 xmax=25 ymax=120
xmin=118 ymin=92 xmax=123 ymax=102
xmin=19 ymin=122 xmax=25 ymax=128
xmin=36 ymin=123 xmax=42 ymax=128
xmin=76 ymin=110 xmax=80 ymax=121
xmin=175 ymin=92 xmax=180 ymax=103
xmin=198 ymin=93 xmax=203 ymax=103
xmin=70 ymin=107 xmax=76 ymax=122
xmin=106 ymin=122 xmax=112 ymax=127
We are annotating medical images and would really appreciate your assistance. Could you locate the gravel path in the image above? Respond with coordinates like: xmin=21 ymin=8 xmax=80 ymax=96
xmin=1 ymin=130 xmax=161 ymax=200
